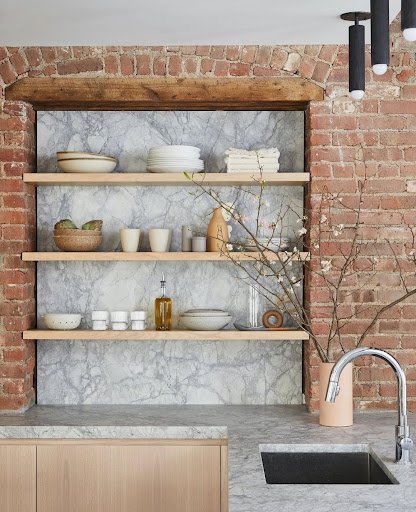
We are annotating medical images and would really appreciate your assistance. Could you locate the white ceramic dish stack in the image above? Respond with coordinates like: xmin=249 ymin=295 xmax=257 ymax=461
xmin=146 ymin=145 xmax=204 ymax=173
xmin=131 ymin=311 xmax=147 ymax=331
xmin=180 ymin=309 xmax=232 ymax=331
xmin=92 ymin=311 xmax=110 ymax=331
xmin=242 ymin=237 xmax=289 ymax=252
xmin=57 ymin=151 xmax=117 ymax=174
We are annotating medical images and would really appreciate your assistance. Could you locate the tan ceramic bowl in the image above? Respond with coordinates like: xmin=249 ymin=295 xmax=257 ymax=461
xmin=54 ymin=234 xmax=103 ymax=252
xmin=53 ymin=229 xmax=102 ymax=237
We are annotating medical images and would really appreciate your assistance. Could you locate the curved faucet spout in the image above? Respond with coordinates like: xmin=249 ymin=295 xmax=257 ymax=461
xmin=325 ymin=347 xmax=413 ymax=464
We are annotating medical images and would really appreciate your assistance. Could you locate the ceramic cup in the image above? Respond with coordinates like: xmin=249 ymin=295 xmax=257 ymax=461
xmin=92 ymin=310 xmax=110 ymax=322
xmin=119 ymin=229 xmax=142 ymax=252
xmin=111 ymin=311 xmax=129 ymax=323
xmin=149 ymin=229 xmax=172 ymax=252
xmin=111 ymin=322 xmax=128 ymax=331
xmin=131 ymin=311 xmax=147 ymax=321
xmin=92 ymin=320 xmax=108 ymax=331
xmin=132 ymin=320 xmax=146 ymax=331
xmin=192 ymin=236 xmax=207 ymax=252
xmin=182 ymin=225 xmax=192 ymax=252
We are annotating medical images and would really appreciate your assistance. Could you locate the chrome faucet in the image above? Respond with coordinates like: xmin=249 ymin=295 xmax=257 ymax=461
xmin=325 ymin=347 xmax=413 ymax=464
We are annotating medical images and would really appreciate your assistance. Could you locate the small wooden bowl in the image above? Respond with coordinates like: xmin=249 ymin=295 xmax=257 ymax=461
xmin=54 ymin=235 xmax=103 ymax=252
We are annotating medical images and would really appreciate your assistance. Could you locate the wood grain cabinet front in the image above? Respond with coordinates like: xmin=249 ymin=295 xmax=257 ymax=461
xmin=37 ymin=444 xmax=223 ymax=512
xmin=0 ymin=445 xmax=36 ymax=512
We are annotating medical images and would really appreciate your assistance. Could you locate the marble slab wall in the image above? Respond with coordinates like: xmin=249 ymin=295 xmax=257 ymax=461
xmin=36 ymin=110 xmax=304 ymax=405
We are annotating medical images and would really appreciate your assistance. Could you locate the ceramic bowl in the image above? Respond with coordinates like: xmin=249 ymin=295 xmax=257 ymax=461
xmin=43 ymin=313 xmax=82 ymax=330
xmin=182 ymin=309 xmax=229 ymax=317
xmin=180 ymin=315 xmax=232 ymax=331
xmin=53 ymin=234 xmax=102 ymax=252
xmin=57 ymin=151 xmax=116 ymax=161
xmin=58 ymin=158 xmax=117 ymax=173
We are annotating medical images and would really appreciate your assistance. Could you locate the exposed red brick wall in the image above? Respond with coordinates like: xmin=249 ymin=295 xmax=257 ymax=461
xmin=0 ymin=16 xmax=415 ymax=412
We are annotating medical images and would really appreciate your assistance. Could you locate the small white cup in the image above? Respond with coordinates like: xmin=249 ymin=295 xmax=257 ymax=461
xmin=119 ymin=229 xmax=142 ymax=252
xmin=111 ymin=311 xmax=129 ymax=323
xmin=131 ymin=311 xmax=147 ymax=321
xmin=92 ymin=320 xmax=108 ymax=331
xmin=149 ymin=229 xmax=172 ymax=252
xmin=192 ymin=236 xmax=207 ymax=252
xmin=132 ymin=320 xmax=146 ymax=331
xmin=92 ymin=310 xmax=109 ymax=322
xmin=112 ymin=322 xmax=128 ymax=331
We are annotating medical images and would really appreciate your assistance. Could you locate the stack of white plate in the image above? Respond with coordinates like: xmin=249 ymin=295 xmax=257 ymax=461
xmin=57 ymin=152 xmax=117 ymax=173
xmin=146 ymin=145 xmax=204 ymax=173
xmin=242 ymin=237 xmax=289 ymax=252
xmin=180 ymin=309 xmax=232 ymax=331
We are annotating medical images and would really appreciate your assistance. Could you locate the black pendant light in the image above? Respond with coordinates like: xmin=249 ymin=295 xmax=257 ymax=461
xmin=402 ymin=0 xmax=416 ymax=41
xmin=371 ymin=0 xmax=390 ymax=75
xmin=341 ymin=12 xmax=371 ymax=100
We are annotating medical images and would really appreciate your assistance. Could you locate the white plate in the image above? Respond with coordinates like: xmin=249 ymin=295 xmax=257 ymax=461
xmin=147 ymin=160 xmax=204 ymax=164
xmin=58 ymin=159 xmax=117 ymax=173
xmin=150 ymin=145 xmax=200 ymax=152
xmin=147 ymin=167 xmax=204 ymax=173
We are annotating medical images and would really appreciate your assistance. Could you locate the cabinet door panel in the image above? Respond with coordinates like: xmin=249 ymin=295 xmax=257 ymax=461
xmin=0 ymin=445 xmax=36 ymax=512
xmin=37 ymin=444 xmax=221 ymax=512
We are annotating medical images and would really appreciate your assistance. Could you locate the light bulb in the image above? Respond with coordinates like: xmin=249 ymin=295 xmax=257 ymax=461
xmin=372 ymin=63 xmax=388 ymax=75
xmin=403 ymin=28 xmax=416 ymax=41
xmin=351 ymin=90 xmax=365 ymax=100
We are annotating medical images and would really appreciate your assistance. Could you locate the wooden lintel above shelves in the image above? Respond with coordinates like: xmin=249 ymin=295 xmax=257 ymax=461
xmin=6 ymin=78 xmax=324 ymax=111
xmin=23 ymin=172 xmax=310 ymax=187
xmin=22 ymin=251 xmax=310 ymax=262
xmin=23 ymin=329 xmax=309 ymax=341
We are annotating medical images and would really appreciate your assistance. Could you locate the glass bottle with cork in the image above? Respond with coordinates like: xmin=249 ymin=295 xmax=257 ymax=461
xmin=155 ymin=273 xmax=172 ymax=330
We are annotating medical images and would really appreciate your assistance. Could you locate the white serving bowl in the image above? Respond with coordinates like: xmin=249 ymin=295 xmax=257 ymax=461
xmin=182 ymin=309 xmax=229 ymax=317
xmin=58 ymin=159 xmax=117 ymax=173
xmin=57 ymin=151 xmax=116 ymax=161
xmin=43 ymin=314 xmax=82 ymax=330
xmin=180 ymin=315 xmax=232 ymax=331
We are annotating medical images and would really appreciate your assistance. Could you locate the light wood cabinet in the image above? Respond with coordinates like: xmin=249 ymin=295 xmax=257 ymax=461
xmin=0 ymin=445 xmax=36 ymax=512
xmin=37 ymin=443 xmax=223 ymax=512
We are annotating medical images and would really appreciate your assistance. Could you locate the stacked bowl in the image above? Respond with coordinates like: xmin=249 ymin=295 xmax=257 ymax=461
xmin=57 ymin=152 xmax=117 ymax=173
xmin=146 ymin=145 xmax=204 ymax=173
xmin=180 ymin=309 xmax=232 ymax=331
xmin=242 ymin=237 xmax=289 ymax=252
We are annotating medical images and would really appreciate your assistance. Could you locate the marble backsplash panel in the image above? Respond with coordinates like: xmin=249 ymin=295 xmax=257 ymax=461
xmin=36 ymin=110 xmax=304 ymax=405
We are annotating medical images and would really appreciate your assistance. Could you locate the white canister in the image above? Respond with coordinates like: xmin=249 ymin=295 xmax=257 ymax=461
xmin=149 ymin=229 xmax=172 ymax=252
xmin=131 ymin=320 xmax=146 ymax=331
xmin=192 ymin=236 xmax=207 ymax=252
xmin=92 ymin=320 xmax=108 ymax=331
xmin=111 ymin=322 xmax=128 ymax=331
xmin=111 ymin=311 xmax=129 ymax=323
xmin=182 ymin=225 xmax=192 ymax=252
xmin=131 ymin=311 xmax=147 ymax=321
xmin=119 ymin=229 xmax=142 ymax=252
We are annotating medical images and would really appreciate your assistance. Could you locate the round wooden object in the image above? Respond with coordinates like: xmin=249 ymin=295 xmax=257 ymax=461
xmin=262 ymin=309 xmax=283 ymax=329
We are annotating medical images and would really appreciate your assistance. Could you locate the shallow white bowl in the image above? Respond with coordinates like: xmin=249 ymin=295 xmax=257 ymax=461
xmin=182 ymin=309 xmax=229 ymax=317
xmin=57 ymin=151 xmax=116 ymax=161
xmin=43 ymin=314 xmax=82 ymax=330
xmin=58 ymin=159 xmax=117 ymax=173
xmin=180 ymin=315 xmax=232 ymax=331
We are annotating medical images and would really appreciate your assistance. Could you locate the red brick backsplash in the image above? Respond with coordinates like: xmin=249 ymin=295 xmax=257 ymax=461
xmin=0 ymin=15 xmax=415 ymax=411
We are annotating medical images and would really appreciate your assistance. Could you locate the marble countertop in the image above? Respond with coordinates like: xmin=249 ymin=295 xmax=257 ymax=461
xmin=0 ymin=405 xmax=415 ymax=512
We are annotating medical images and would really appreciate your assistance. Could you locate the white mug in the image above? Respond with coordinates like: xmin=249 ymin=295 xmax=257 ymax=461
xmin=111 ymin=311 xmax=129 ymax=323
xmin=119 ymin=229 xmax=142 ymax=252
xmin=149 ymin=229 xmax=172 ymax=252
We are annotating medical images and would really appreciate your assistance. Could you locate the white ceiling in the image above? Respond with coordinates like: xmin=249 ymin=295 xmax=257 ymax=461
xmin=0 ymin=0 xmax=401 ymax=47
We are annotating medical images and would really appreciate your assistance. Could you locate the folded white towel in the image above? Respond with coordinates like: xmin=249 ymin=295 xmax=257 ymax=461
xmin=227 ymin=168 xmax=279 ymax=173
xmin=225 ymin=147 xmax=280 ymax=158
xmin=225 ymin=157 xmax=279 ymax=165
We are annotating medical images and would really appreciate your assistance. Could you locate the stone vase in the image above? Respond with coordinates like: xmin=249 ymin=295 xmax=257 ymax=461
xmin=319 ymin=361 xmax=353 ymax=427
xmin=207 ymin=208 xmax=229 ymax=252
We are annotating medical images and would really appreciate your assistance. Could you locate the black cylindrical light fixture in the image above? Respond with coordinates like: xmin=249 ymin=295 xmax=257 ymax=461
xmin=349 ymin=14 xmax=366 ymax=100
xmin=402 ymin=0 xmax=416 ymax=41
xmin=371 ymin=0 xmax=390 ymax=75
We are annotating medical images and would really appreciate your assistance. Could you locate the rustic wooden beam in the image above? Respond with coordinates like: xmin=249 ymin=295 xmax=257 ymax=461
xmin=5 ymin=78 xmax=324 ymax=111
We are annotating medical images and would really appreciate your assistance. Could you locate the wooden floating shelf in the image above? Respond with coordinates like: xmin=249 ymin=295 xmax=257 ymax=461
xmin=23 ymin=329 xmax=309 ymax=341
xmin=23 ymin=172 xmax=310 ymax=187
xmin=22 ymin=251 xmax=310 ymax=262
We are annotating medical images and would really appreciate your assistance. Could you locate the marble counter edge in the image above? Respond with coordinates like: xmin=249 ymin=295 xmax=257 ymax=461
xmin=0 ymin=425 xmax=227 ymax=439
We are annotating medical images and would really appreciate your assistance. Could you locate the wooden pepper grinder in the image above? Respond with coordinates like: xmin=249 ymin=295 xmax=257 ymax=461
xmin=207 ymin=207 xmax=229 ymax=252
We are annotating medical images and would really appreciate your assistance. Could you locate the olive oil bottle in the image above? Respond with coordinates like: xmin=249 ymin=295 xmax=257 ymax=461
xmin=155 ymin=274 xmax=172 ymax=330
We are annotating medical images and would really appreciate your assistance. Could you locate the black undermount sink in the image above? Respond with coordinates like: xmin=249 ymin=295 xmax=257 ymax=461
xmin=261 ymin=451 xmax=396 ymax=485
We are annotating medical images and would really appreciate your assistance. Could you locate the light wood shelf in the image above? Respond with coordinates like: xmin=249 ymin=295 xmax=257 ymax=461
xmin=23 ymin=329 xmax=309 ymax=341
xmin=22 ymin=251 xmax=310 ymax=262
xmin=23 ymin=172 xmax=310 ymax=187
